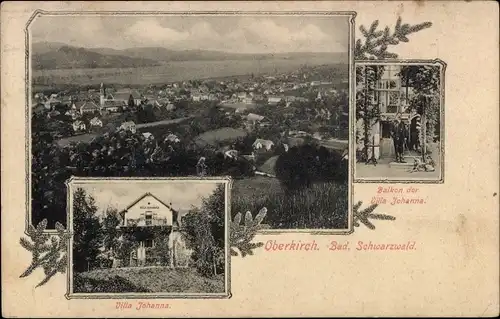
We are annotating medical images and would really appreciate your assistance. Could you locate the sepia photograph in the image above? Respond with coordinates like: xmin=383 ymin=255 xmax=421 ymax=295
xmin=28 ymin=12 xmax=353 ymax=233
xmin=66 ymin=178 xmax=230 ymax=299
xmin=354 ymin=61 xmax=444 ymax=182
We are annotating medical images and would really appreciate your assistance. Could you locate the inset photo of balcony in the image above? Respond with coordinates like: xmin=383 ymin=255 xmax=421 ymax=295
xmin=354 ymin=61 xmax=445 ymax=183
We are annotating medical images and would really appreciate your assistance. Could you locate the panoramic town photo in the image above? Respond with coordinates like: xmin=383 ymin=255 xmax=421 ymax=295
xmin=29 ymin=13 xmax=352 ymax=231
xmin=67 ymin=179 xmax=230 ymax=297
xmin=355 ymin=62 xmax=444 ymax=182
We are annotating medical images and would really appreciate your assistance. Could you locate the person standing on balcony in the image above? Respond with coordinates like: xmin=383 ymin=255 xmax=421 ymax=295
xmin=391 ymin=113 xmax=408 ymax=163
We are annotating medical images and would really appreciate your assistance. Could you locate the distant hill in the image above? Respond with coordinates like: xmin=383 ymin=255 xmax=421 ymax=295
xmin=32 ymin=42 xmax=348 ymax=70
xmin=31 ymin=41 xmax=68 ymax=54
xmin=32 ymin=44 xmax=161 ymax=70
xmin=93 ymin=46 xmax=348 ymax=63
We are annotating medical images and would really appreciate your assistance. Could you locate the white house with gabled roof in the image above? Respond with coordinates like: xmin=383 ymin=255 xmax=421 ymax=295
xmin=117 ymin=193 xmax=193 ymax=268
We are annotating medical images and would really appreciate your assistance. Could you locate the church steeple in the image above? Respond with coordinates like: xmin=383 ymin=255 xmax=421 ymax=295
xmin=316 ymin=91 xmax=322 ymax=101
xmin=100 ymin=83 xmax=105 ymax=108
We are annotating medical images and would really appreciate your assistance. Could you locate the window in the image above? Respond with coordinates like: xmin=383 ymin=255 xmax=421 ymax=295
xmin=144 ymin=239 xmax=154 ymax=248
xmin=145 ymin=212 xmax=152 ymax=226
xmin=377 ymin=80 xmax=398 ymax=90
xmin=387 ymin=104 xmax=398 ymax=113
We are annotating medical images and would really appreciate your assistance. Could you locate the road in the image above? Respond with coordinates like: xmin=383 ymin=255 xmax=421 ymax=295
xmin=135 ymin=116 xmax=193 ymax=128
xmin=318 ymin=138 xmax=349 ymax=151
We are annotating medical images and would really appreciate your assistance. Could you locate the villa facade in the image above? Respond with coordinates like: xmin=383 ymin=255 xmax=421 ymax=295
xmin=357 ymin=65 xmax=422 ymax=160
xmin=117 ymin=193 xmax=193 ymax=268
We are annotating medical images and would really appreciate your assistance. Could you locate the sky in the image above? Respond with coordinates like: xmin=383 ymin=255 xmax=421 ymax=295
xmin=30 ymin=15 xmax=349 ymax=53
xmin=73 ymin=181 xmax=222 ymax=215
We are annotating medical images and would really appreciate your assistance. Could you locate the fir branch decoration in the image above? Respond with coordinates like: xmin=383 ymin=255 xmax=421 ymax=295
xmin=230 ymin=207 xmax=269 ymax=257
xmin=355 ymin=17 xmax=432 ymax=60
xmin=353 ymin=201 xmax=395 ymax=230
xmin=20 ymin=219 xmax=71 ymax=288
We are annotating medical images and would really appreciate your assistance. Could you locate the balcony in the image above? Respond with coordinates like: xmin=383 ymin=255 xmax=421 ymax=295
xmin=386 ymin=104 xmax=398 ymax=113
xmin=122 ymin=217 xmax=171 ymax=227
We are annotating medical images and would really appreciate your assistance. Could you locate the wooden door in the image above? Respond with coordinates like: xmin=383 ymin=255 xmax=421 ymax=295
xmin=380 ymin=121 xmax=395 ymax=159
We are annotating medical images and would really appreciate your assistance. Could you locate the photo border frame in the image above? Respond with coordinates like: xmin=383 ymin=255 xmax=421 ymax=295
xmin=64 ymin=176 xmax=232 ymax=300
xmin=352 ymin=59 xmax=446 ymax=184
xmin=25 ymin=10 xmax=356 ymax=235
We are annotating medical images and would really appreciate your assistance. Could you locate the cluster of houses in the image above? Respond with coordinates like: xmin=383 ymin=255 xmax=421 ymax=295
xmin=33 ymin=82 xmax=179 ymax=134
xmin=34 ymin=63 xmax=346 ymax=117
xmin=33 ymin=63 xmax=348 ymax=149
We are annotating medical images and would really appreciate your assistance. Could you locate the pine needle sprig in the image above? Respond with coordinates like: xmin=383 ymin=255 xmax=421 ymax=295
xmin=230 ymin=207 xmax=269 ymax=257
xmin=19 ymin=219 xmax=71 ymax=288
xmin=353 ymin=201 xmax=395 ymax=230
xmin=355 ymin=17 xmax=432 ymax=60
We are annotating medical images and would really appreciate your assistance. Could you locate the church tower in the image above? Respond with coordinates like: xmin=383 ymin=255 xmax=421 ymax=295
xmin=316 ymin=91 xmax=322 ymax=101
xmin=100 ymin=83 xmax=105 ymax=108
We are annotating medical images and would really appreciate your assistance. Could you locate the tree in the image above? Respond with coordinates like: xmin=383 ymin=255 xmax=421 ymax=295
xmin=72 ymin=188 xmax=103 ymax=272
xmin=150 ymin=229 xmax=170 ymax=266
xmin=355 ymin=65 xmax=385 ymax=162
xmin=31 ymin=127 xmax=70 ymax=228
xmin=183 ymin=185 xmax=225 ymax=277
xmin=398 ymin=65 xmax=441 ymax=155
xmin=101 ymin=207 xmax=121 ymax=254
xmin=114 ymin=233 xmax=138 ymax=267
xmin=127 ymin=94 xmax=135 ymax=109
xmin=275 ymin=144 xmax=347 ymax=192
xmin=54 ymin=102 xmax=69 ymax=114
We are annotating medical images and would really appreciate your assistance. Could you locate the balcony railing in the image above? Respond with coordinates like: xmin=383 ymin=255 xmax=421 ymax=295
xmin=123 ymin=217 xmax=171 ymax=227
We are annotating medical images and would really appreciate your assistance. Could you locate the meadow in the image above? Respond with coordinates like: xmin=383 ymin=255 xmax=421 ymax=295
xmin=194 ymin=127 xmax=248 ymax=147
xmin=56 ymin=133 xmax=98 ymax=147
xmin=32 ymin=58 xmax=347 ymax=86
xmin=73 ymin=267 xmax=225 ymax=293
xmin=232 ymin=177 xmax=349 ymax=230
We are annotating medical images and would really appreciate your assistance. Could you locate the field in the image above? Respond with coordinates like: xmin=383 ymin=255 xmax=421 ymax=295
xmin=258 ymin=155 xmax=279 ymax=175
xmin=232 ymin=176 xmax=284 ymax=200
xmin=56 ymin=133 xmax=98 ymax=147
xmin=194 ymin=127 xmax=247 ymax=147
xmin=232 ymin=177 xmax=348 ymax=229
xmin=73 ymin=267 xmax=225 ymax=294
xmin=32 ymin=59 xmax=348 ymax=86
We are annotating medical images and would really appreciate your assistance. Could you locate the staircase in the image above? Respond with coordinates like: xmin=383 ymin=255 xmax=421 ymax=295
xmin=388 ymin=151 xmax=422 ymax=168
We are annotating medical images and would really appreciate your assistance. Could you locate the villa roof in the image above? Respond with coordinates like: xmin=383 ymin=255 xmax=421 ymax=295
xmin=119 ymin=192 xmax=183 ymax=227
xmin=120 ymin=192 xmax=176 ymax=214
xmin=79 ymin=101 xmax=99 ymax=110
xmin=103 ymin=100 xmax=127 ymax=108
xmin=253 ymin=138 xmax=274 ymax=146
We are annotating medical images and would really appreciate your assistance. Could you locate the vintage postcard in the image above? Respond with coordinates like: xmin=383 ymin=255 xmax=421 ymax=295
xmin=1 ymin=1 xmax=499 ymax=318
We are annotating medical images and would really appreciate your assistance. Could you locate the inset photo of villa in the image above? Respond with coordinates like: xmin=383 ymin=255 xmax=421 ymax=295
xmin=66 ymin=177 xmax=231 ymax=299
xmin=354 ymin=61 xmax=445 ymax=183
